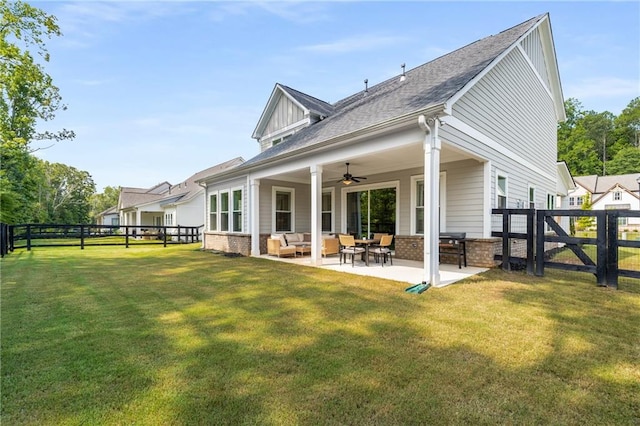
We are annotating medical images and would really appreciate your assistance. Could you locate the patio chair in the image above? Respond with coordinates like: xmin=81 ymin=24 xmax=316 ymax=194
xmin=338 ymin=234 xmax=365 ymax=267
xmin=267 ymin=236 xmax=297 ymax=258
xmin=370 ymin=234 xmax=393 ymax=266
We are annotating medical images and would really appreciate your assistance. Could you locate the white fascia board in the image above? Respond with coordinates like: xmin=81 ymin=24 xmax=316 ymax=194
xmin=444 ymin=16 xmax=551 ymax=117
xmin=252 ymin=84 xmax=311 ymax=140
xmin=260 ymin=118 xmax=310 ymax=142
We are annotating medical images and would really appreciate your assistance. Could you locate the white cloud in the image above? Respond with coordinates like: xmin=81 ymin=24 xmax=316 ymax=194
xmin=300 ymin=35 xmax=408 ymax=54
xmin=566 ymin=77 xmax=640 ymax=100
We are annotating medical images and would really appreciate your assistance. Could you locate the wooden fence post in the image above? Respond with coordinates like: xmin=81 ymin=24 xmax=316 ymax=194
xmin=80 ymin=225 xmax=85 ymax=250
xmin=26 ymin=224 xmax=32 ymax=251
xmin=125 ymin=226 xmax=129 ymax=248
xmin=526 ymin=209 xmax=535 ymax=275
xmin=606 ymin=211 xmax=618 ymax=289
xmin=502 ymin=210 xmax=510 ymax=271
xmin=535 ymin=210 xmax=545 ymax=276
xmin=596 ymin=210 xmax=607 ymax=286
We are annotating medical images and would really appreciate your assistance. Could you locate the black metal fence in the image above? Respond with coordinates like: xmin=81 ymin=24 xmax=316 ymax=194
xmin=492 ymin=209 xmax=640 ymax=289
xmin=1 ymin=224 xmax=202 ymax=256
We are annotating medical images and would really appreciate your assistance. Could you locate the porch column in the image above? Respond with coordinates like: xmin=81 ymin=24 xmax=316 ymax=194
xmin=419 ymin=115 xmax=441 ymax=287
xmin=250 ymin=178 xmax=261 ymax=256
xmin=310 ymin=165 xmax=323 ymax=265
xmin=136 ymin=209 xmax=141 ymax=227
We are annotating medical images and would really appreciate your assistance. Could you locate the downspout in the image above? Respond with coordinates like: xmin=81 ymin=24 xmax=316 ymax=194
xmin=197 ymin=181 xmax=207 ymax=249
xmin=418 ymin=115 xmax=441 ymax=287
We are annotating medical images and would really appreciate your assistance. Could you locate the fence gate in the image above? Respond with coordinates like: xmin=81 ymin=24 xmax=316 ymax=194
xmin=492 ymin=209 xmax=640 ymax=289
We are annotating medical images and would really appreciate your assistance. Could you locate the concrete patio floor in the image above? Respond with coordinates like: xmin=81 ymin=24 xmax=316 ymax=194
xmin=260 ymin=252 xmax=488 ymax=287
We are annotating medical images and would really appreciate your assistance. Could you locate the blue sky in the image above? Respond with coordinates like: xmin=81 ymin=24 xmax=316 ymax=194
xmin=31 ymin=1 xmax=640 ymax=192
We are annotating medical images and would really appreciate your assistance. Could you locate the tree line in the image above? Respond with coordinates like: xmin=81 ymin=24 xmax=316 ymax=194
xmin=1 ymin=1 xmax=639 ymax=225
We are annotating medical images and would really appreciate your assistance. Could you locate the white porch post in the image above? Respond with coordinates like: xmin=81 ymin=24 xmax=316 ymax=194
xmin=250 ymin=178 xmax=261 ymax=257
xmin=419 ymin=115 xmax=441 ymax=287
xmin=136 ymin=209 xmax=141 ymax=227
xmin=310 ymin=165 xmax=323 ymax=265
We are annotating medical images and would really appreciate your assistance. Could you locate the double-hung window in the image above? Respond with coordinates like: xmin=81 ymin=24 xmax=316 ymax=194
xmin=232 ymin=189 xmax=242 ymax=232
xmin=273 ymin=187 xmax=294 ymax=233
xmin=322 ymin=190 xmax=333 ymax=233
xmin=209 ymin=194 xmax=217 ymax=231
xmin=414 ymin=179 xmax=425 ymax=234
xmin=220 ymin=191 xmax=229 ymax=232
xmin=613 ymin=191 xmax=622 ymax=201
xmin=497 ymin=174 xmax=507 ymax=208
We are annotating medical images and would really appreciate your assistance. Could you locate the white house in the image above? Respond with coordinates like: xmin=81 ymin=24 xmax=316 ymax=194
xmin=197 ymin=14 xmax=566 ymax=287
xmin=568 ymin=173 xmax=640 ymax=229
xmin=98 ymin=206 xmax=119 ymax=226
xmin=118 ymin=158 xmax=244 ymax=234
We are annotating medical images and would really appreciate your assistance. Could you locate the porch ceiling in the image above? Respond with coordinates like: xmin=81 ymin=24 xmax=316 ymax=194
xmin=269 ymin=142 xmax=476 ymax=183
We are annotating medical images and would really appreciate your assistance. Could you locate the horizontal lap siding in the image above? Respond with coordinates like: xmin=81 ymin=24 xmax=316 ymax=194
xmin=453 ymin=48 xmax=557 ymax=180
xmin=451 ymin=45 xmax=557 ymax=210
xmin=442 ymin=160 xmax=484 ymax=236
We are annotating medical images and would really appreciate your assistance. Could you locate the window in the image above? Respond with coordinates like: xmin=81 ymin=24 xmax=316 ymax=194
xmin=155 ymin=216 xmax=162 ymax=226
xmin=613 ymin=191 xmax=622 ymax=201
xmin=569 ymin=197 xmax=575 ymax=206
xmin=209 ymin=194 xmax=217 ymax=231
xmin=528 ymin=185 xmax=536 ymax=209
xmin=165 ymin=213 xmax=173 ymax=226
xmin=497 ymin=174 xmax=507 ymax=208
xmin=577 ymin=196 xmax=583 ymax=206
xmin=415 ymin=179 xmax=424 ymax=234
xmin=547 ymin=194 xmax=555 ymax=209
xmin=273 ymin=187 xmax=294 ymax=233
xmin=232 ymin=189 xmax=242 ymax=232
xmin=111 ymin=217 xmax=119 ymax=226
xmin=322 ymin=190 xmax=333 ymax=233
xmin=220 ymin=191 xmax=229 ymax=232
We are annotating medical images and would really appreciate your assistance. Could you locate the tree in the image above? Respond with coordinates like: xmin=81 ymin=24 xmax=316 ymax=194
xmin=605 ymin=146 xmax=640 ymax=175
xmin=38 ymin=161 xmax=95 ymax=223
xmin=576 ymin=193 xmax=594 ymax=231
xmin=89 ymin=186 xmax=121 ymax=223
xmin=1 ymin=0 xmax=74 ymax=223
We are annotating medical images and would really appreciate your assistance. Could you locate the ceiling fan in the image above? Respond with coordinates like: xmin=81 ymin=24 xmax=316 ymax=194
xmin=337 ymin=162 xmax=367 ymax=185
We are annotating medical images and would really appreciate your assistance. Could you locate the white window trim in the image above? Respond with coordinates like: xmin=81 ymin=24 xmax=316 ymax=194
xmin=231 ymin=186 xmax=244 ymax=233
xmin=212 ymin=191 xmax=220 ymax=232
xmin=322 ymin=187 xmax=335 ymax=234
xmin=272 ymin=186 xmax=295 ymax=233
xmin=410 ymin=173 xmax=446 ymax=235
xmin=219 ymin=190 xmax=230 ymax=232
xmin=496 ymin=170 xmax=508 ymax=209
xmin=340 ymin=180 xmax=400 ymax=235
xmin=613 ymin=191 xmax=622 ymax=201
xmin=528 ymin=184 xmax=536 ymax=209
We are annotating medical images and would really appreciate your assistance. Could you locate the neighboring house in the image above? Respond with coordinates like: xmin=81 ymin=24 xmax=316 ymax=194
xmin=568 ymin=173 xmax=640 ymax=229
xmin=98 ymin=206 xmax=120 ymax=227
xmin=118 ymin=158 xmax=244 ymax=233
xmin=197 ymin=14 xmax=566 ymax=286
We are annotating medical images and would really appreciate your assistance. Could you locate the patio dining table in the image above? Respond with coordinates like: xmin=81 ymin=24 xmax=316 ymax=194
xmin=354 ymin=239 xmax=377 ymax=266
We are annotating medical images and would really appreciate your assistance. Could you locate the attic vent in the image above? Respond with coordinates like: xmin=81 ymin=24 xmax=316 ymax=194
xmin=400 ymin=63 xmax=406 ymax=82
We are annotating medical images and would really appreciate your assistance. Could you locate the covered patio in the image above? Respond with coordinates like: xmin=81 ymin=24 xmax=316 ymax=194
xmin=260 ymin=253 xmax=488 ymax=287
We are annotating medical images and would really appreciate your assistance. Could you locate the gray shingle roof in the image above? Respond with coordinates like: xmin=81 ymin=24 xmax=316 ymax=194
xmin=279 ymin=85 xmax=335 ymax=118
xmin=574 ymin=173 xmax=640 ymax=195
xmin=120 ymin=157 xmax=245 ymax=209
xmin=242 ymin=14 xmax=545 ymax=167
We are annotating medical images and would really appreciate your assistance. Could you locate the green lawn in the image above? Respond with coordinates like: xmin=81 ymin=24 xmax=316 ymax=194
xmin=2 ymin=245 xmax=639 ymax=425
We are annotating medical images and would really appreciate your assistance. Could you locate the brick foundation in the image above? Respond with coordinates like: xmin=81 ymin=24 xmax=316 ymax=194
xmin=394 ymin=235 xmax=502 ymax=268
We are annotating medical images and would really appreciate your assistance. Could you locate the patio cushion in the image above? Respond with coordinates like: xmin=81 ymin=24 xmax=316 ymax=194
xmin=271 ymin=234 xmax=287 ymax=247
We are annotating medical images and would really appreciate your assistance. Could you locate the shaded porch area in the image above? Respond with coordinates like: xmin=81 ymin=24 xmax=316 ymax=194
xmin=260 ymin=253 xmax=488 ymax=287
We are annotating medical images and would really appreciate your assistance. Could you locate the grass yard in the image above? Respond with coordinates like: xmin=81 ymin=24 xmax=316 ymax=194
xmin=2 ymin=245 xmax=639 ymax=425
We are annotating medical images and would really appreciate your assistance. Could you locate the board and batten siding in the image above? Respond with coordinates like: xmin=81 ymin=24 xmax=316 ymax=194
xmin=521 ymin=28 xmax=551 ymax=90
xmin=452 ymin=47 xmax=557 ymax=181
xmin=264 ymin=95 xmax=305 ymax=138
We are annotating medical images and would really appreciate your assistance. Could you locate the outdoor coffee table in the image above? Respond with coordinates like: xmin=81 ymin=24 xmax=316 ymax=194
xmin=296 ymin=245 xmax=311 ymax=256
